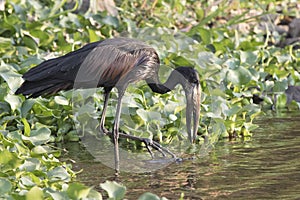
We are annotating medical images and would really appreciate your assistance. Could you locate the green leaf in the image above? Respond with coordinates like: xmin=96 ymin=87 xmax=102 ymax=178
xmin=26 ymin=186 xmax=44 ymax=200
xmin=57 ymin=123 xmax=72 ymax=135
xmin=224 ymin=105 xmax=242 ymax=117
xmin=169 ymin=114 xmax=177 ymax=121
xmin=21 ymin=99 xmax=35 ymax=118
xmin=0 ymin=149 xmax=23 ymax=172
xmin=46 ymin=189 xmax=70 ymax=200
xmin=0 ymin=37 xmax=11 ymax=48
xmin=276 ymin=54 xmax=291 ymax=63
xmin=23 ymin=35 xmax=38 ymax=51
xmin=49 ymin=0 xmax=66 ymax=17
xmin=226 ymin=66 xmax=252 ymax=85
xmin=138 ymin=192 xmax=161 ymax=200
xmin=100 ymin=181 xmax=126 ymax=200
xmin=20 ymin=158 xmax=40 ymax=172
xmin=86 ymin=190 xmax=103 ymax=200
xmin=198 ymin=27 xmax=211 ymax=44
xmin=66 ymin=130 xmax=79 ymax=142
xmin=47 ymin=166 xmax=70 ymax=182
xmin=273 ymin=81 xmax=288 ymax=93
xmin=21 ymin=118 xmax=31 ymax=136
xmin=88 ymin=29 xmax=100 ymax=43
xmin=224 ymin=58 xmax=238 ymax=69
xmin=174 ymin=105 xmax=185 ymax=114
xmin=31 ymin=145 xmax=58 ymax=155
xmin=136 ymin=109 xmax=161 ymax=123
xmin=275 ymin=93 xmax=287 ymax=109
xmin=22 ymin=127 xmax=51 ymax=146
xmin=171 ymin=55 xmax=192 ymax=66
xmin=67 ymin=182 xmax=92 ymax=199
xmin=195 ymin=7 xmax=204 ymax=20
xmin=0 ymin=178 xmax=12 ymax=194
xmin=54 ymin=96 xmax=69 ymax=106
xmin=30 ymin=29 xmax=52 ymax=46
xmin=101 ymin=16 xmax=119 ymax=28
xmin=20 ymin=176 xmax=36 ymax=187
xmin=0 ymin=61 xmax=23 ymax=91
xmin=20 ymin=56 xmax=43 ymax=70
xmin=240 ymin=51 xmax=258 ymax=66
xmin=4 ymin=94 xmax=22 ymax=112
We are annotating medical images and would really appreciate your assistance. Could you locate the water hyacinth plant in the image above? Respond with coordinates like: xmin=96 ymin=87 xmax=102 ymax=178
xmin=1 ymin=0 xmax=300 ymax=198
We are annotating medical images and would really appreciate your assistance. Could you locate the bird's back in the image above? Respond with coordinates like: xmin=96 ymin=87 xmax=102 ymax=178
xmin=15 ymin=38 xmax=160 ymax=97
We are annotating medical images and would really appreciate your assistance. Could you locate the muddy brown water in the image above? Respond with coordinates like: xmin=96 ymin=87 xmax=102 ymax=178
xmin=62 ymin=111 xmax=300 ymax=199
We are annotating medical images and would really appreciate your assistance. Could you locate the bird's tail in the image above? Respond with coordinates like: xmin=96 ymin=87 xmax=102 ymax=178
xmin=15 ymin=79 xmax=72 ymax=98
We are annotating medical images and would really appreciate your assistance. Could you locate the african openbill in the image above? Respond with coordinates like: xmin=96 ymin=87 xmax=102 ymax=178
xmin=15 ymin=37 xmax=201 ymax=173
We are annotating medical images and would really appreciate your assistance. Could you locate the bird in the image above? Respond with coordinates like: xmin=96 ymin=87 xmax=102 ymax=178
xmin=15 ymin=37 xmax=201 ymax=173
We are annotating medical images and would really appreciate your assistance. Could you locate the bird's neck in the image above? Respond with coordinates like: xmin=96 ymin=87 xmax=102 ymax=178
xmin=147 ymin=69 xmax=181 ymax=94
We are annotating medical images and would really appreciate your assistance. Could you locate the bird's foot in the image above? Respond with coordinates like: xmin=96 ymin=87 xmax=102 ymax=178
xmin=100 ymin=126 xmax=109 ymax=135
xmin=103 ymin=131 xmax=177 ymax=159
xmin=139 ymin=137 xmax=177 ymax=159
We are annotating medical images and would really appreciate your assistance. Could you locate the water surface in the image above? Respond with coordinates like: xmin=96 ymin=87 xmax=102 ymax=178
xmin=63 ymin=111 xmax=300 ymax=199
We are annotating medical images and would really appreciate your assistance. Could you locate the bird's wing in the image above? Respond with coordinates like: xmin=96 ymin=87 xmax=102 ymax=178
xmin=22 ymin=41 xmax=100 ymax=82
xmin=23 ymin=38 xmax=156 ymax=88
xmin=68 ymin=41 xmax=155 ymax=88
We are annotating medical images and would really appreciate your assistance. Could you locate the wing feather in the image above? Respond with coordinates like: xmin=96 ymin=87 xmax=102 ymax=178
xmin=17 ymin=38 xmax=159 ymax=96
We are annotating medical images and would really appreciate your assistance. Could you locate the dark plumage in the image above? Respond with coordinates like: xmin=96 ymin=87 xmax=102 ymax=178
xmin=16 ymin=37 xmax=201 ymax=173
xmin=16 ymin=38 xmax=157 ymax=97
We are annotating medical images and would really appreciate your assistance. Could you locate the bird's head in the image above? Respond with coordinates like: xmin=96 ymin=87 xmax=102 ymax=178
xmin=174 ymin=67 xmax=201 ymax=143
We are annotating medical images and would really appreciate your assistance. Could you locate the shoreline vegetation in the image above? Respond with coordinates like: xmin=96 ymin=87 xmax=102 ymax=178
xmin=0 ymin=0 xmax=299 ymax=199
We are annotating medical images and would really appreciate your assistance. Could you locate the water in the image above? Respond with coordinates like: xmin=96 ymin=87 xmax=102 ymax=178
xmin=62 ymin=111 xmax=300 ymax=199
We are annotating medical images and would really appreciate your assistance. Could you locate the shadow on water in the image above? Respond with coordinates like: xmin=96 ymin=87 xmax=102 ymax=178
xmin=61 ymin=111 xmax=300 ymax=199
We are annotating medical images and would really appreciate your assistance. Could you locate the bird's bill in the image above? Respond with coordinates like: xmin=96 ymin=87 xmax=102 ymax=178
xmin=185 ymin=83 xmax=201 ymax=143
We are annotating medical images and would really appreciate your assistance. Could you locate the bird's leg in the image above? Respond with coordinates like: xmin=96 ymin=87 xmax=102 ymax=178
xmin=112 ymin=88 xmax=125 ymax=174
xmin=99 ymin=91 xmax=110 ymax=134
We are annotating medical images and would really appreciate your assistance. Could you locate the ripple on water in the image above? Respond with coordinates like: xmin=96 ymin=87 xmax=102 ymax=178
xmin=62 ymin=111 xmax=300 ymax=199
